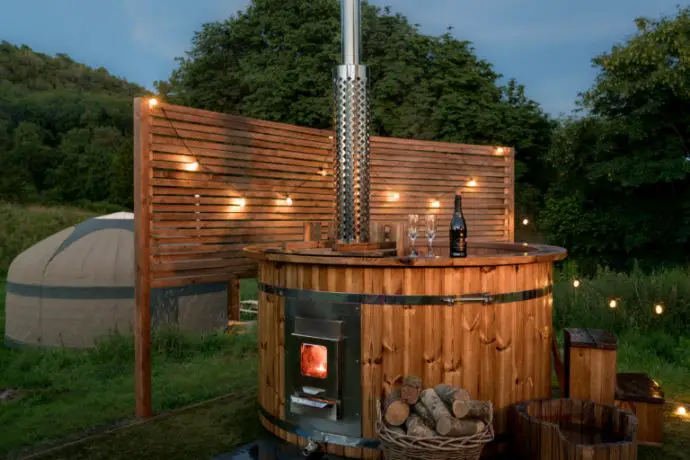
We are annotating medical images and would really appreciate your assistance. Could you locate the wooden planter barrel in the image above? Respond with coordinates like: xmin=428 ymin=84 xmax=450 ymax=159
xmin=244 ymin=241 xmax=567 ymax=459
xmin=510 ymin=399 xmax=638 ymax=460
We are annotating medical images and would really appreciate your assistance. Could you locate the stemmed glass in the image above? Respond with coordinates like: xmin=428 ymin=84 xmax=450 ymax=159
xmin=425 ymin=215 xmax=436 ymax=257
xmin=408 ymin=214 xmax=419 ymax=257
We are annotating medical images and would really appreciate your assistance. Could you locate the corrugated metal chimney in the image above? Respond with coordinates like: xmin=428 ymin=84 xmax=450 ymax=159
xmin=333 ymin=0 xmax=370 ymax=243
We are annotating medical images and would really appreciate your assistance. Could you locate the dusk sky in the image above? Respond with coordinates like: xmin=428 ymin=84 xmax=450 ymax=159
xmin=0 ymin=0 xmax=681 ymax=116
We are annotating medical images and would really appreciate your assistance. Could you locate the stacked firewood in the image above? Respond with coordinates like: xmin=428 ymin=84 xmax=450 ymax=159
xmin=382 ymin=376 xmax=491 ymax=438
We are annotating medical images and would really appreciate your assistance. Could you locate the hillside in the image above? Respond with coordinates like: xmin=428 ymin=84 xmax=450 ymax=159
xmin=0 ymin=42 xmax=149 ymax=209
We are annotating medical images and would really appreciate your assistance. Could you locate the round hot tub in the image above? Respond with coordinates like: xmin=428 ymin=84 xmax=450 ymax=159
xmin=244 ymin=241 xmax=567 ymax=458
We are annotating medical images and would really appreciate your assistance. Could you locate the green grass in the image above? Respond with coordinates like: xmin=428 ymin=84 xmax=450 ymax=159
xmin=2 ymin=210 xmax=690 ymax=459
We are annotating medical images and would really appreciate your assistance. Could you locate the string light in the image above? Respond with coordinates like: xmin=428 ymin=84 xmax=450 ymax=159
xmin=608 ymin=298 xmax=618 ymax=309
xmin=467 ymin=178 xmax=478 ymax=187
xmin=390 ymin=192 xmax=400 ymax=201
xmin=676 ymin=406 xmax=687 ymax=416
xmin=318 ymin=167 xmax=328 ymax=177
xmin=522 ymin=218 xmax=529 ymax=226
xmin=431 ymin=199 xmax=441 ymax=208
xmin=496 ymin=147 xmax=504 ymax=155
xmin=654 ymin=303 xmax=664 ymax=315
xmin=186 ymin=161 xmax=199 ymax=172
xmin=573 ymin=279 xmax=580 ymax=288
xmin=148 ymin=98 xmax=158 ymax=108
xmin=285 ymin=194 xmax=293 ymax=206
xmin=237 ymin=197 xmax=246 ymax=207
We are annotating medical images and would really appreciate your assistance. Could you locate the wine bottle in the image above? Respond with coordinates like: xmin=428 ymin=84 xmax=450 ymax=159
xmin=450 ymin=193 xmax=467 ymax=258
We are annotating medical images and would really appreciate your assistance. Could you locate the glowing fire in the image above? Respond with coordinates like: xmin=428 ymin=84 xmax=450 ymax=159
xmin=300 ymin=343 xmax=328 ymax=379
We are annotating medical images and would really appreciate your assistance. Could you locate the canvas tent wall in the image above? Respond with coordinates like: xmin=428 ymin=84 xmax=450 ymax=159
xmin=4 ymin=212 xmax=228 ymax=348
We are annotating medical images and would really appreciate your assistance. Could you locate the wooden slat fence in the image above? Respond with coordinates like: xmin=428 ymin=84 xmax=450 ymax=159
xmin=135 ymin=98 xmax=514 ymax=290
xmin=133 ymin=97 xmax=514 ymax=416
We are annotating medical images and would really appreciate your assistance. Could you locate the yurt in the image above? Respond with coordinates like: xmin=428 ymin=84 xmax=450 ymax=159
xmin=4 ymin=212 xmax=228 ymax=348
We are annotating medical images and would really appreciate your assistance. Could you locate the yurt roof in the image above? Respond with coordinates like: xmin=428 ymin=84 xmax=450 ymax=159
xmin=7 ymin=212 xmax=135 ymax=288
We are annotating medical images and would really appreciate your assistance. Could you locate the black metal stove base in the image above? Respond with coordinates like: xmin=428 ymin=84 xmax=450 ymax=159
xmin=212 ymin=427 xmax=349 ymax=460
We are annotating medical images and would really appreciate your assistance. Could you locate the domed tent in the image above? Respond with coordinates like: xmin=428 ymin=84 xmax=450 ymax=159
xmin=4 ymin=212 xmax=228 ymax=348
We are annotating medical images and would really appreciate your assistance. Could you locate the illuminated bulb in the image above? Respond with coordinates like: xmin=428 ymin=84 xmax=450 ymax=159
xmin=187 ymin=161 xmax=199 ymax=171
xmin=496 ymin=147 xmax=504 ymax=154
xmin=431 ymin=199 xmax=441 ymax=208
xmin=522 ymin=242 xmax=529 ymax=247
xmin=318 ymin=167 xmax=327 ymax=177
xmin=608 ymin=298 xmax=618 ymax=309
xmin=194 ymin=194 xmax=200 ymax=198
xmin=522 ymin=218 xmax=529 ymax=226
xmin=677 ymin=406 xmax=687 ymax=416
xmin=654 ymin=304 xmax=664 ymax=315
xmin=148 ymin=98 xmax=158 ymax=108
xmin=285 ymin=195 xmax=293 ymax=206
xmin=467 ymin=178 xmax=478 ymax=187
xmin=390 ymin=192 xmax=400 ymax=201
xmin=237 ymin=197 xmax=246 ymax=207
xmin=573 ymin=279 xmax=580 ymax=288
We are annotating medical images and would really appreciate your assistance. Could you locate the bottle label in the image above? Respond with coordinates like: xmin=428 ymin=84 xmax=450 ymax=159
xmin=451 ymin=236 xmax=466 ymax=255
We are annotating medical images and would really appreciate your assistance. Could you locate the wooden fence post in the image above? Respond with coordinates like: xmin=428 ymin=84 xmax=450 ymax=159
xmin=228 ymin=278 xmax=241 ymax=322
xmin=133 ymin=97 xmax=153 ymax=418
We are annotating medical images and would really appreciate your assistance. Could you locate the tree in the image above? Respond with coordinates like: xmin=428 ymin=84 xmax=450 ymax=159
xmin=540 ymin=7 xmax=690 ymax=269
xmin=163 ymin=0 xmax=554 ymax=216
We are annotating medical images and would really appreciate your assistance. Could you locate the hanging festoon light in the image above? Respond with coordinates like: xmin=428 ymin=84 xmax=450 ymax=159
xmin=148 ymin=97 xmax=158 ymax=108
xmin=285 ymin=194 xmax=293 ymax=206
xmin=608 ymin=297 xmax=618 ymax=309
xmin=318 ymin=166 xmax=328 ymax=177
xmin=495 ymin=147 xmax=504 ymax=155
xmin=676 ymin=405 xmax=688 ymax=417
xmin=431 ymin=199 xmax=441 ymax=208
xmin=572 ymin=279 xmax=581 ymax=288
xmin=237 ymin=197 xmax=246 ymax=208
xmin=522 ymin=218 xmax=530 ymax=226
xmin=467 ymin=177 xmax=478 ymax=187
xmin=186 ymin=160 xmax=200 ymax=172
xmin=390 ymin=192 xmax=400 ymax=201
xmin=654 ymin=303 xmax=664 ymax=315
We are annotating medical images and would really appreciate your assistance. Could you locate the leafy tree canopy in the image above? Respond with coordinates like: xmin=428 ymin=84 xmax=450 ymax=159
xmin=162 ymin=0 xmax=554 ymax=217
xmin=540 ymin=7 xmax=690 ymax=269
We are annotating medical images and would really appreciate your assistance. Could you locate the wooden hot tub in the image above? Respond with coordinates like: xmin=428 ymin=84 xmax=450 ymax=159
xmin=244 ymin=241 xmax=567 ymax=458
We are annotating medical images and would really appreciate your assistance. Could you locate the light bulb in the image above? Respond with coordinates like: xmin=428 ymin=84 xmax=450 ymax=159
xmin=467 ymin=178 xmax=478 ymax=187
xmin=676 ymin=406 xmax=687 ymax=416
xmin=237 ymin=197 xmax=246 ymax=207
xmin=318 ymin=167 xmax=327 ymax=177
xmin=522 ymin=218 xmax=529 ymax=226
xmin=285 ymin=195 xmax=293 ymax=206
xmin=431 ymin=199 xmax=440 ymax=208
xmin=194 ymin=194 xmax=200 ymax=198
xmin=496 ymin=147 xmax=504 ymax=154
xmin=390 ymin=192 xmax=400 ymax=201
xmin=573 ymin=279 xmax=580 ymax=288
xmin=654 ymin=304 xmax=664 ymax=315
xmin=148 ymin=98 xmax=158 ymax=108
xmin=608 ymin=298 xmax=618 ymax=309
xmin=186 ymin=161 xmax=199 ymax=172
xmin=522 ymin=242 xmax=529 ymax=247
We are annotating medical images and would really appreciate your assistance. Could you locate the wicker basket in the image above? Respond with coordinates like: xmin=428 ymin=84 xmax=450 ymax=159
xmin=375 ymin=400 xmax=494 ymax=460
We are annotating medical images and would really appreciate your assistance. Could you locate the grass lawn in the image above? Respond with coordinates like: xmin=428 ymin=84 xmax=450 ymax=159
xmin=1 ymin=252 xmax=690 ymax=458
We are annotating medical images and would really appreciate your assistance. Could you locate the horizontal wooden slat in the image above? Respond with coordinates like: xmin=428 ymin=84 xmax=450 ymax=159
xmin=140 ymin=103 xmax=514 ymax=286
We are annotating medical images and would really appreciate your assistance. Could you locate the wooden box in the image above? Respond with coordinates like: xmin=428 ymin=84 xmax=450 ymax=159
xmin=615 ymin=372 xmax=664 ymax=446
xmin=564 ymin=328 xmax=618 ymax=406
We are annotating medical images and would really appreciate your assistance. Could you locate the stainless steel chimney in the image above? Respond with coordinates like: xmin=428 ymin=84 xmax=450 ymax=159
xmin=333 ymin=0 xmax=370 ymax=243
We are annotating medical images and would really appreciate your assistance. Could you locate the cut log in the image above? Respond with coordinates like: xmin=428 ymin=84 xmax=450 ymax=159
xmin=412 ymin=401 xmax=436 ymax=429
xmin=406 ymin=414 xmax=436 ymax=438
xmin=400 ymin=375 xmax=423 ymax=404
xmin=420 ymin=388 xmax=453 ymax=423
xmin=383 ymin=391 xmax=410 ymax=426
xmin=434 ymin=384 xmax=471 ymax=418
xmin=461 ymin=400 xmax=492 ymax=422
xmin=436 ymin=417 xmax=486 ymax=437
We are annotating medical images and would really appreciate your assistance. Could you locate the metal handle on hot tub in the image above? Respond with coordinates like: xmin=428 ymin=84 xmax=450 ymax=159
xmin=441 ymin=293 xmax=493 ymax=305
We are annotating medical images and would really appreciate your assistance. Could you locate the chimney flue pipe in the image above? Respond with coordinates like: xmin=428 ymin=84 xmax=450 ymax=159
xmin=333 ymin=0 xmax=370 ymax=243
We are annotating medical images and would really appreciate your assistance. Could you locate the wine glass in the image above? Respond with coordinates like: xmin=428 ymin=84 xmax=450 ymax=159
xmin=408 ymin=214 xmax=419 ymax=257
xmin=425 ymin=215 xmax=436 ymax=257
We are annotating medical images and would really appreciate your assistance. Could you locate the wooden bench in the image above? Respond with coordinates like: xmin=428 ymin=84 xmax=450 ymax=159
xmin=615 ymin=372 xmax=665 ymax=446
